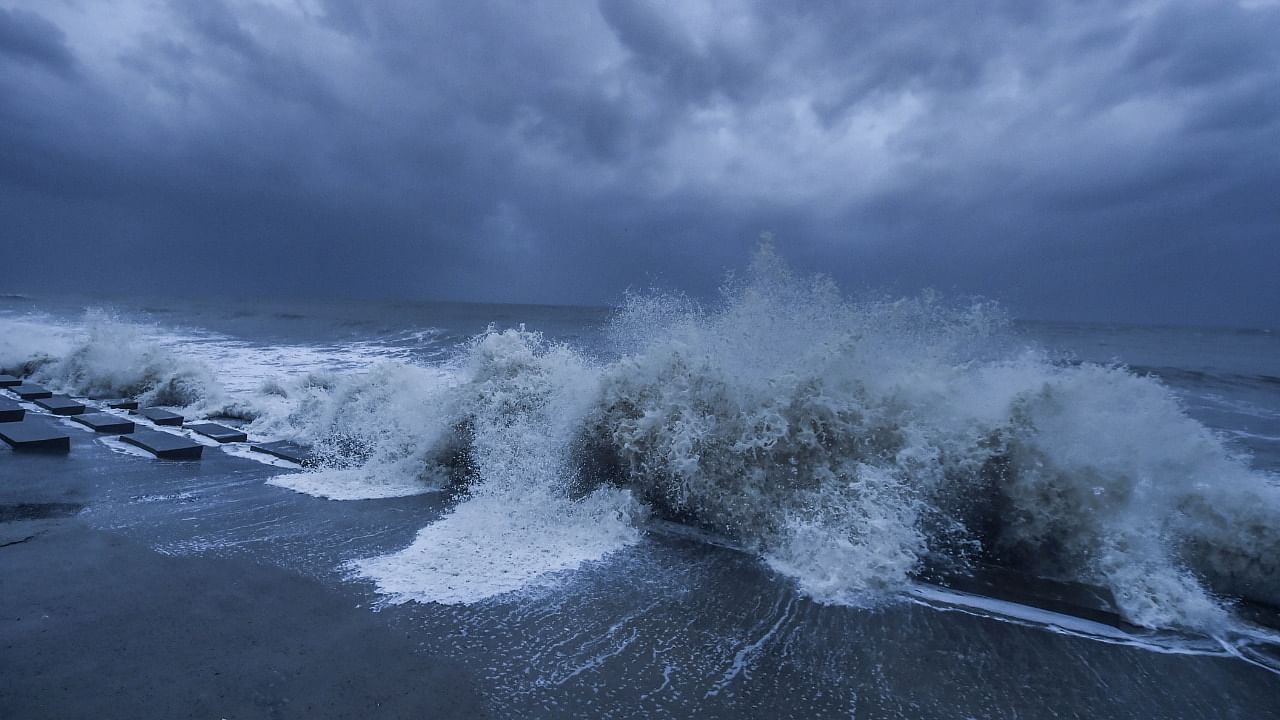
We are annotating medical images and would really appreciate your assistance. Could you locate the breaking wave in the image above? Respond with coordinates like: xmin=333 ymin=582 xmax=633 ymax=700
xmin=276 ymin=245 xmax=1279 ymax=630
xmin=581 ymin=246 xmax=1279 ymax=630
xmin=3 ymin=246 xmax=1278 ymax=633
xmin=0 ymin=309 xmax=224 ymax=409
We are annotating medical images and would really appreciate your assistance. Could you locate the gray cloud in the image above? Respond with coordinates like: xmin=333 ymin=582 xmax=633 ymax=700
xmin=0 ymin=6 xmax=77 ymax=76
xmin=0 ymin=0 xmax=1277 ymax=327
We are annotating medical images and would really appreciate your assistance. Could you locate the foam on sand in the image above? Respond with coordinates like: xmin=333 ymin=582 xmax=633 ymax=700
xmin=268 ymin=466 xmax=435 ymax=501
xmin=352 ymin=488 xmax=641 ymax=604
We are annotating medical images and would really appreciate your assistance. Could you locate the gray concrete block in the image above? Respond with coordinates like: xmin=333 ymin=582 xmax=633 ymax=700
xmin=72 ymin=413 xmax=135 ymax=434
xmin=0 ymin=397 xmax=24 ymax=423
xmin=186 ymin=423 xmax=248 ymax=443
xmin=139 ymin=408 xmax=184 ymax=426
xmin=120 ymin=430 xmax=203 ymax=460
xmin=250 ymin=440 xmax=315 ymax=466
xmin=35 ymin=395 xmax=87 ymax=416
xmin=10 ymin=384 xmax=52 ymax=400
xmin=0 ymin=420 xmax=71 ymax=453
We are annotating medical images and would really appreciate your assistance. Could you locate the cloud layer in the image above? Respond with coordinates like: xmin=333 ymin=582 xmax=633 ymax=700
xmin=2 ymin=0 xmax=1277 ymax=326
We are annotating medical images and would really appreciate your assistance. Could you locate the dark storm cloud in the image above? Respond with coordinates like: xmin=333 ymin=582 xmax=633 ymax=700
xmin=1 ymin=0 xmax=1277 ymax=326
xmin=0 ymin=6 xmax=77 ymax=76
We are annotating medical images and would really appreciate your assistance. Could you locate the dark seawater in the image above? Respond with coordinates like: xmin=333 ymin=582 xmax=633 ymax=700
xmin=2 ymin=282 xmax=1278 ymax=718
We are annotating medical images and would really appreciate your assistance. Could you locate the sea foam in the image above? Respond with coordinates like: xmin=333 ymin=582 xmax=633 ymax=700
xmin=1 ymin=309 xmax=223 ymax=409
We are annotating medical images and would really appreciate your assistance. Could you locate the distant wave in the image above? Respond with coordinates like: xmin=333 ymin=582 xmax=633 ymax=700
xmin=1129 ymin=365 xmax=1280 ymax=391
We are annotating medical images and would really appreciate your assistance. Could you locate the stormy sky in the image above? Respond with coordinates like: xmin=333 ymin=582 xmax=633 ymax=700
xmin=2 ymin=1 xmax=1277 ymax=327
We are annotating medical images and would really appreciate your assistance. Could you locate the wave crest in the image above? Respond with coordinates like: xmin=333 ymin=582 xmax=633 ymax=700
xmin=581 ymin=244 xmax=1279 ymax=629
xmin=2 ymin=309 xmax=222 ymax=409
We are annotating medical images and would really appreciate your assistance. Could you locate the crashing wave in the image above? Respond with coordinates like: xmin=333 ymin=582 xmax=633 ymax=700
xmin=316 ymin=245 xmax=1279 ymax=628
xmin=1 ymin=309 xmax=223 ymax=409
xmin=572 ymin=244 xmax=1277 ymax=630
xmin=4 ymin=249 xmax=1277 ymax=632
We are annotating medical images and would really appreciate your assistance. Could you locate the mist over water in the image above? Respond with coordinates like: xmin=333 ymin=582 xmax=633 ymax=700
xmin=2 ymin=247 xmax=1278 ymax=636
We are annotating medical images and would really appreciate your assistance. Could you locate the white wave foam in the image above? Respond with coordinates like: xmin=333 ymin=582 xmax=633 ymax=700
xmin=268 ymin=467 xmax=434 ymax=500
xmin=354 ymin=328 xmax=645 ymax=603
xmin=0 ymin=312 xmax=76 ymax=372
xmin=221 ymin=444 xmax=302 ymax=469
xmin=353 ymin=488 xmax=641 ymax=604
xmin=907 ymin=585 xmax=1220 ymax=654
xmin=1 ymin=308 xmax=416 ymax=419
xmin=1 ymin=309 xmax=224 ymax=410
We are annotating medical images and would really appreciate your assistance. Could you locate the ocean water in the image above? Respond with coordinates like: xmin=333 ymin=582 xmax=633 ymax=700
xmin=2 ymin=250 xmax=1278 ymax=717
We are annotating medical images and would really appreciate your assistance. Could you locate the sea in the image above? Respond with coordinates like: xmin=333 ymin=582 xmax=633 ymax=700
xmin=2 ymin=251 xmax=1278 ymax=717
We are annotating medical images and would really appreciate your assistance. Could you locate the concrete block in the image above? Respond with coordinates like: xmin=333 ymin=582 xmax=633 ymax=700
xmin=0 ymin=374 xmax=20 ymax=387
xmin=0 ymin=397 xmax=24 ymax=423
xmin=186 ymin=422 xmax=248 ymax=443
xmin=139 ymin=408 xmax=184 ymax=426
xmin=108 ymin=400 xmax=139 ymax=411
xmin=10 ymin=384 xmax=52 ymax=400
xmin=120 ymin=430 xmax=203 ymax=460
xmin=0 ymin=420 xmax=71 ymax=453
xmin=35 ymin=395 xmax=87 ymax=416
xmin=251 ymin=440 xmax=315 ymax=466
xmin=72 ymin=413 xmax=135 ymax=434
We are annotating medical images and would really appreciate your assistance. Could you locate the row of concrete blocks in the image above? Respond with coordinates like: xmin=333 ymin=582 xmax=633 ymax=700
xmin=0 ymin=375 xmax=312 ymax=463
